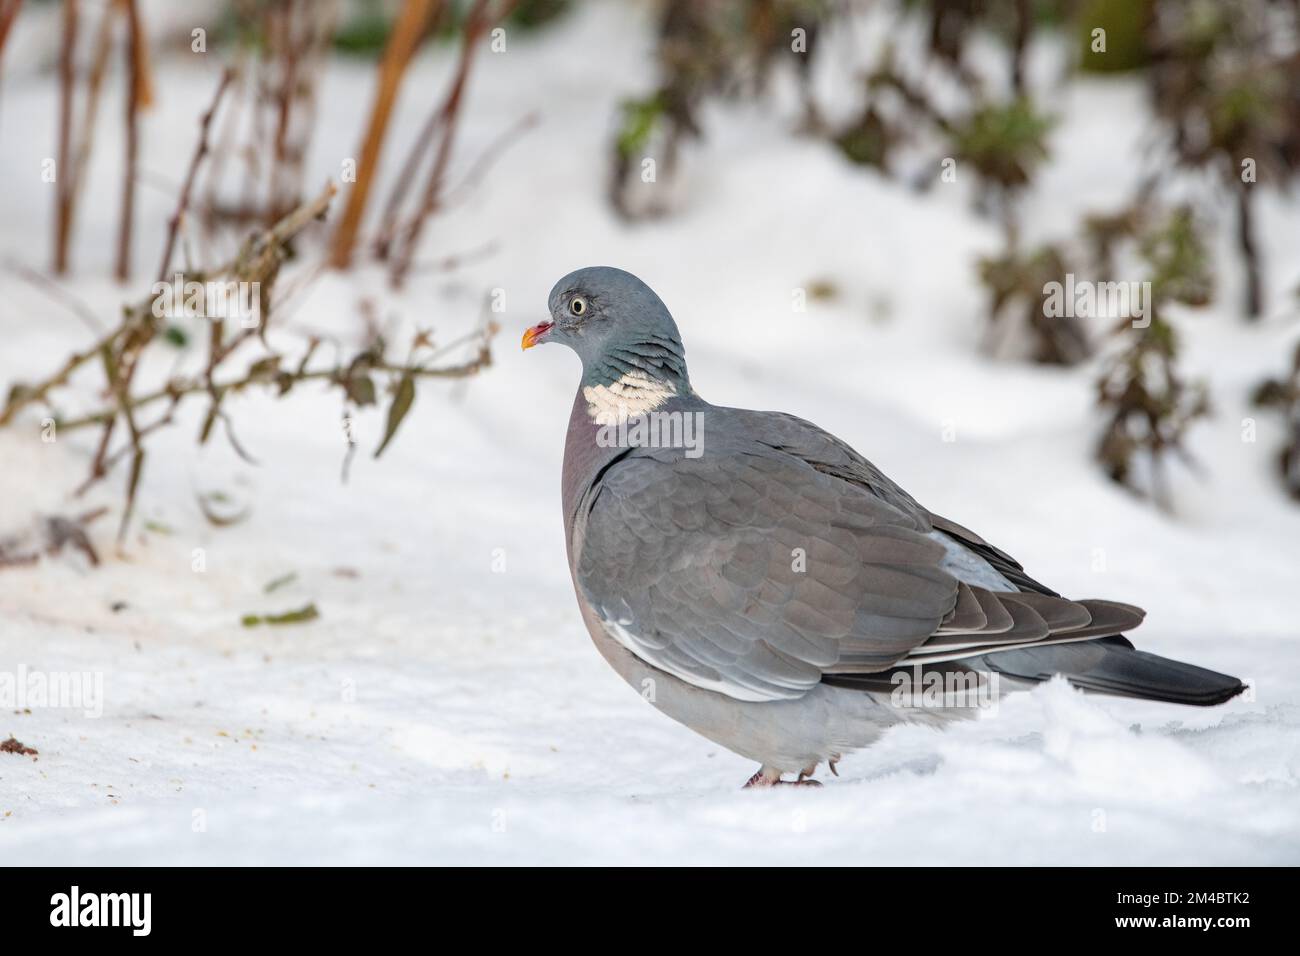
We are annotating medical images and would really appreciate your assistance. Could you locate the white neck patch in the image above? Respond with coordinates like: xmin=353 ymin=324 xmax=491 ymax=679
xmin=582 ymin=371 xmax=677 ymax=426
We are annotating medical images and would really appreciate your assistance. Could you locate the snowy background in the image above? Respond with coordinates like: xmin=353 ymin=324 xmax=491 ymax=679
xmin=1 ymin=1 xmax=1298 ymax=864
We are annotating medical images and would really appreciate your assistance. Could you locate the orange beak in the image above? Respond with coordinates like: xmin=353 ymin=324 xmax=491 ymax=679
xmin=521 ymin=321 xmax=553 ymax=350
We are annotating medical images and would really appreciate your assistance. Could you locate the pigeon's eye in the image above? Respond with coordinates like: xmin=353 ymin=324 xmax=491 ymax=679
xmin=569 ymin=296 xmax=587 ymax=316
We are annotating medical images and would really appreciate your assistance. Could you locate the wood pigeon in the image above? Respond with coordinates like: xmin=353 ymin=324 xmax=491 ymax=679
xmin=523 ymin=266 xmax=1245 ymax=787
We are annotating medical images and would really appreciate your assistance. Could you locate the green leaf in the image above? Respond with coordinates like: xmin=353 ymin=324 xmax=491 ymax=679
xmin=241 ymin=602 xmax=319 ymax=628
xmin=373 ymin=372 xmax=415 ymax=459
xmin=949 ymin=98 xmax=1055 ymax=190
xmin=616 ymin=93 xmax=666 ymax=159
xmin=263 ymin=571 xmax=298 ymax=594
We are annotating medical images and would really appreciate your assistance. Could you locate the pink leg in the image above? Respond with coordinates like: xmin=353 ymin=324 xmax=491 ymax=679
xmin=743 ymin=765 xmax=823 ymax=788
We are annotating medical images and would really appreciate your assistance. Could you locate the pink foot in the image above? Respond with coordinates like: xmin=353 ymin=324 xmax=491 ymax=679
xmin=743 ymin=767 xmax=823 ymax=788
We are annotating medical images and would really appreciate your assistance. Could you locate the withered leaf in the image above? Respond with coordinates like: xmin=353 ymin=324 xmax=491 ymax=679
xmin=374 ymin=372 xmax=415 ymax=459
xmin=241 ymin=602 xmax=319 ymax=628
xmin=197 ymin=490 xmax=251 ymax=527
xmin=248 ymin=356 xmax=281 ymax=380
xmin=347 ymin=373 xmax=377 ymax=407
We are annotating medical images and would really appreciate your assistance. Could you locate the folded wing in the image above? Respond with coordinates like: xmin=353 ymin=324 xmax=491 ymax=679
xmin=574 ymin=414 xmax=1145 ymax=702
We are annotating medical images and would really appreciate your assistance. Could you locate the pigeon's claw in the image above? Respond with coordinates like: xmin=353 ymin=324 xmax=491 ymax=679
xmin=743 ymin=765 xmax=823 ymax=788
xmin=743 ymin=766 xmax=781 ymax=789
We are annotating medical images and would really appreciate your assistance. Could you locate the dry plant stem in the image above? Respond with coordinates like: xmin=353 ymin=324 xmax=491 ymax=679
xmin=407 ymin=239 xmax=498 ymax=275
xmin=0 ymin=183 xmax=338 ymax=431
xmin=371 ymin=92 xmax=441 ymax=260
xmin=73 ymin=395 xmax=179 ymax=494
xmin=68 ymin=2 xmax=120 ymax=244
xmin=266 ymin=1 xmax=305 ymax=222
xmin=99 ymin=5 xmax=158 ymax=538
xmin=0 ymin=333 xmax=118 ymax=427
xmin=268 ymin=0 xmax=298 ymax=223
xmin=79 ymin=414 xmax=116 ymax=493
xmin=57 ymin=342 xmax=494 ymax=433
xmin=329 ymin=0 xmax=442 ymax=268
xmin=157 ymin=68 xmax=233 ymax=283
xmin=1009 ymin=0 xmax=1031 ymax=94
xmin=201 ymin=53 xmax=249 ymax=236
xmin=210 ymin=2 xmax=332 ymax=229
xmin=67 ymin=184 xmax=336 ymax=538
xmin=1237 ymin=180 xmax=1261 ymax=319
xmin=441 ymin=111 xmax=537 ymax=208
xmin=379 ymin=109 xmax=534 ymax=258
xmin=3 ymin=260 xmax=105 ymax=335
xmin=115 ymin=0 xmax=143 ymax=282
xmin=388 ymin=0 xmax=505 ymax=288
xmin=4 ymin=167 xmax=494 ymax=540
xmin=0 ymin=0 xmax=23 ymax=65
xmin=53 ymin=0 xmax=77 ymax=275
xmin=102 ymin=338 xmax=145 ymax=541
xmin=239 ymin=45 xmax=265 ymax=220
xmin=267 ymin=0 xmax=337 ymax=224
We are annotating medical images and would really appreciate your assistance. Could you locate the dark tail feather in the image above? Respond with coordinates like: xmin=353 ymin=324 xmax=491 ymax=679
xmin=974 ymin=636 xmax=1246 ymax=706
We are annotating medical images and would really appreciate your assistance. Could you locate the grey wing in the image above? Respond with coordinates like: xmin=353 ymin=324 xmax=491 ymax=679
xmin=574 ymin=448 xmax=957 ymax=702
xmin=735 ymin=410 xmax=1148 ymax=659
xmin=728 ymin=408 xmax=934 ymax=526
xmin=575 ymin=414 xmax=1146 ymax=703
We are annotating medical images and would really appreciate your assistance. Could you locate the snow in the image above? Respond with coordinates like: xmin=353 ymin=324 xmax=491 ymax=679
xmin=1 ymin=2 xmax=1298 ymax=865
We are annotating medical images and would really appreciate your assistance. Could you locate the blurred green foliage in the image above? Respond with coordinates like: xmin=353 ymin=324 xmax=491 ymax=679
xmin=329 ymin=0 xmax=576 ymax=57
xmin=509 ymin=0 xmax=573 ymax=30
xmin=616 ymin=93 xmax=668 ymax=160
xmin=949 ymin=98 xmax=1054 ymax=191
xmin=1076 ymin=0 xmax=1152 ymax=73
xmin=334 ymin=1 xmax=393 ymax=56
xmin=1139 ymin=207 xmax=1213 ymax=308
xmin=834 ymin=107 xmax=891 ymax=169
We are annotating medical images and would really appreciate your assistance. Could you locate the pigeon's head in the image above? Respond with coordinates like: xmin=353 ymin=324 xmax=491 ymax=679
xmin=523 ymin=267 xmax=687 ymax=385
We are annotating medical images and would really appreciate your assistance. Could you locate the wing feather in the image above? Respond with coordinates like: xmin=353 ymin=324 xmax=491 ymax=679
xmin=574 ymin=410 xmax=1146 ymax=701
xmin=576 ymin=444 xmax=956 ymax=701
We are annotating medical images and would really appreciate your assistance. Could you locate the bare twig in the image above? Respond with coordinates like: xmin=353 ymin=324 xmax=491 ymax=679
xmin=5 ymin=172 xmax=494 ymax=538
xmin=406 ymin=238 xmax=499 ymax=276
xmin=1 ymin=183 xmax=337 ymax=430
xmin=387 ymin=0 xmax=511 ymax=288
xmin=441 ymin=111 xmax=538 ymax=208
xmin=200 ymin=52 xmax=250 ymax=241
xmin=157 ymin=68 xmax=233 ymax=283
xmin=388 ymin=0 xmax=513 ymax=288
xmin=53 ymin=0 xmax=78 ymax=275
xmin=0 ymin=326 xmax=123 ymax=427
xmin=3 ymin=259 xmax=106 ymax=335
xmin=265 ymin=0 xmax=337 ymax=223
xmin=1236 ymin=179 xmax=1262 ymax=319
xmin=329 ymin=0 xmax=442 ymax=269
xmin=55 ymin=334 xmax=495 ymax=433
xmin=0 ymin=0 xmax=23 ymax=66
xmin=114 ymin=0 xmax=145 ymax=282
xmin=67 ymin=1 xmax=121 ymax=245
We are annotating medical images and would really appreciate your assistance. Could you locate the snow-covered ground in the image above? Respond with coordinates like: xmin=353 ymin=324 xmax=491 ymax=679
xmin=1 ymin=2 xmax=1298 ymax=864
